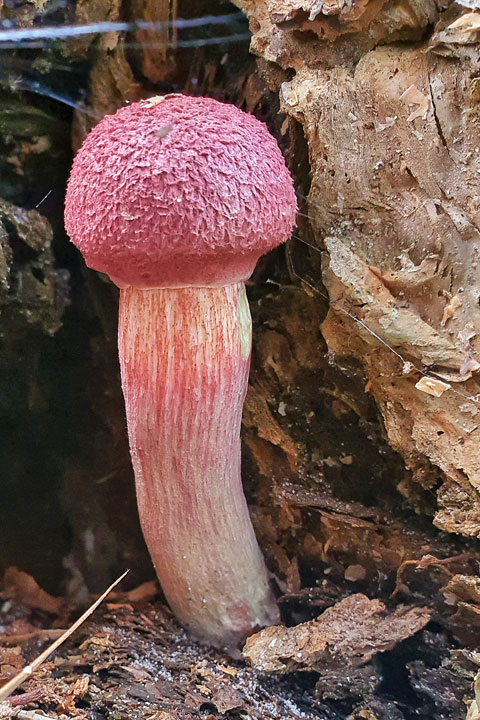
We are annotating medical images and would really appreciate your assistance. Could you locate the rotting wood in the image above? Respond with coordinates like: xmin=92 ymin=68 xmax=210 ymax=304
xmin=237 ymin=0 xmax=480 ymax=539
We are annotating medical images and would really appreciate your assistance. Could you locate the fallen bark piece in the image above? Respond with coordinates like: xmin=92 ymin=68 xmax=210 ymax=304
xmin=441 ymin=574 xmax=480 ymax=645
xmin=243 ymin=594 xmax=431 ymax=673
xmin=2 ymin=569 xmax=62 ymax=616
xmin=443 ymin=574 xmax=480 ymax=606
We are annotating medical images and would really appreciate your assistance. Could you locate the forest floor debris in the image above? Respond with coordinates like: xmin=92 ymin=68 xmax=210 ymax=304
xmin=0 ymin=570 xmax=477 ymax=719
xmin=243 ymin=594 xmax=431 ymax=673
xmin=0 ymin=572 xmax=318 ymax=720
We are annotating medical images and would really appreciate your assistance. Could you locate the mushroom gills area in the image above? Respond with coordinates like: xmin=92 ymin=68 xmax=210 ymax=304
xmin=118 ymin=283 xmax=279 ymax=648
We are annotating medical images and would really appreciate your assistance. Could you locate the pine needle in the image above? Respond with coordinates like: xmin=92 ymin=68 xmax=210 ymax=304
xmin=0 ymin=570 xmax=129 ymax=702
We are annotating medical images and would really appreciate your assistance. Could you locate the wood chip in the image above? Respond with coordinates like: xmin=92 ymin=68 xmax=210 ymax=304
xmin=126 ymin=580 xmax=158 ymax=603
xmin=2 ymin=569 xmax=62 ymax=615
xmin=212 ymin=684 xmax=245 ymax=713
xmin=399 ymin=85 xmax=430 ymax=122
xmin=441 ymin=293 xmax=462 ymax=326
xmin=415 ymin=376 xmax=451 ymax=397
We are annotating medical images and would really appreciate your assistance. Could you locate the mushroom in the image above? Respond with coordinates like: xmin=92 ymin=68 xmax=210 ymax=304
xmin=64 ymin=94 xmax=297 ymax=649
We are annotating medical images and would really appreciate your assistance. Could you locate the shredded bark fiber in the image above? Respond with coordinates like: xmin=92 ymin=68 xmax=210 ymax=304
xmin=0 ymin=586 xmax=318 ymax=720
xmin=0 ymin=574 xmax=479 ymax=720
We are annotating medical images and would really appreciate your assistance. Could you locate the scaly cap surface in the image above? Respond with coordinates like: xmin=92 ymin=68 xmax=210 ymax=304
xmin=65 ymin=95 xmax=297 ymax=288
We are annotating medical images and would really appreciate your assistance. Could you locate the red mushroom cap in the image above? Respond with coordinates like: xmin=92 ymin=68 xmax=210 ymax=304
xmin=65 ymin=95 xmax=297 ymax=288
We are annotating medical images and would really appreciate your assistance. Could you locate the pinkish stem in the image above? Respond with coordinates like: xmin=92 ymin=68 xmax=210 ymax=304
xmin=118 ymin=283 xmax=279 ymax=648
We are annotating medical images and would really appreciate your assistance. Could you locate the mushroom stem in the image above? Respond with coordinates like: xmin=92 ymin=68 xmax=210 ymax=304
xmin=118 ymin=283 xmax=279 ymax=648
